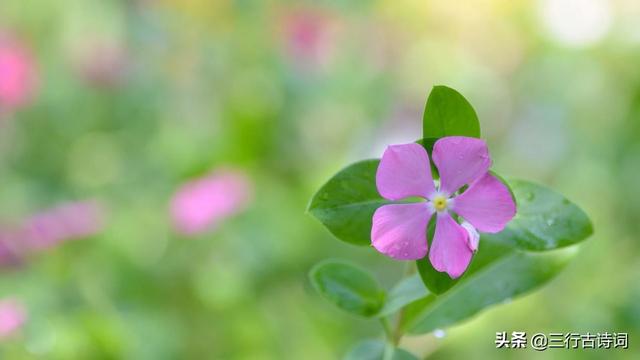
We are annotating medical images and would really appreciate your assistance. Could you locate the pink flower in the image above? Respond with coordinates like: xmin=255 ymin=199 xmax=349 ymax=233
xmin=21 ymin=200 xmax=105 ymax=250
xmin=0 ymin=33 xmax=37 ymax=111
xmin=72 ymin=41 xmax=129 ymax=88
xmin=0 ymin=200 xmax=104 ymax=268
xmin=281 ymin=8 xmax=338 ymax=70
xmin=0 ymin=298 xmax=26 ymax=339
xmin=0 ymin=230 xmax=23 ymax=268
xmin=171 ymin=169 xmax=253 ymax=236
xmin=371 ymin=137 xmax=516 ymax=278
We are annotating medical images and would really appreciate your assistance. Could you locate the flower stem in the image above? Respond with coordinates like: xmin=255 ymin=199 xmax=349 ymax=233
xmin=380 ymin=317 xmax=393 ymax=339
xmin=392 ymin=310 xmax=406 ymax=346
xmin=380 ymin=317 xmax=395 ymax=360
xmin=382 ymin=340 xmax=394 ymax=360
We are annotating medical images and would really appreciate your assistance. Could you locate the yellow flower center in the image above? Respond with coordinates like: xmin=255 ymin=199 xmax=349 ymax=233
xmin=433 ymin=195 xmax=448 ymax=212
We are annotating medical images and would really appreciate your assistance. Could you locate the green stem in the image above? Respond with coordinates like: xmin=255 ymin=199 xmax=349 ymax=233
xmin=380 ymin=317 xmax=393 ymax=339
xmin=379 ymin=318 xmax=394 ymax=360
xmin=392 ymin=312 xmax=405 ymax=346
xmin=379 ymin=262 xmax=418 ymax=359
xmin=382 ymin=341 xmax=394 ymax=360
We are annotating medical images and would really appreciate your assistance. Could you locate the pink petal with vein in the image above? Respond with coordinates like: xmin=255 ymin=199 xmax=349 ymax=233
xmin=429 ymin=212 xmax=473 ymax=278
xmin=432 ymin=137 xmax=491 ymax=195
xmin=371 ymin=203 xmax=433 ymax=260
xmin=452 ymin=173 xmax=516 ymax=233
xmin=376 ymin=143 xmax=435 ymax=201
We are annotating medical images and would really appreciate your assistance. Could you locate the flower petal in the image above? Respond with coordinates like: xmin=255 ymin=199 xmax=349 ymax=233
xmin=376 ymin=143 xmax=436 ymax=201
xmin=371 ymin=203 xmax=433 ymax=260
xmin=460 ymin=221 xmax=480 ymax=251
xmin=452 ymin=173 xmax=516 ymax=233
xmin=432 ymin=136 xmax=491 ymax=195
xmin=428 ymin=212 xmax=473 ymax=278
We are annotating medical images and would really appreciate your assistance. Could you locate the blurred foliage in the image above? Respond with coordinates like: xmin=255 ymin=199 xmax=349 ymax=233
xmin=0 ymin=0 xmax=638 ymax=359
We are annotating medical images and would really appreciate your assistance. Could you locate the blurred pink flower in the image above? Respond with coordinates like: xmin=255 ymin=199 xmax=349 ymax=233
xmin=0 ymin=298 xmax=26 ymax=339
xmin=21 ymin=200 xmax=106 ymax=250
xmin=0 ymin=200 xmax=104 ymax=268
xmin=281 ymin=8 xmax=339 ymax=70
xmin=0 ymin=32 xmax=37 ymax=112
xmin=72 ymin=41 xmax=129 ymax=89
xmin=0 ymin=230 xmax=23 ymax=268
xmin=171 ymin=169 xmax=253 ymax=236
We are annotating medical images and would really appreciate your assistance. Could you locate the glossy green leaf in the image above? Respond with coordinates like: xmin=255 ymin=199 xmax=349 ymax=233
xmin=485 ymin=180 xmax=593 ymax=251
xmin=402 ymin=239 xmax=577 ymax=334
xmin=376 ymin=274 xmax=429 ymax=317
xmin=308 ymin=160 xmax=387 ymax=246
xmin=423 ymin=86 xmax=481 ymax=139
xmin=416 ymin=137 xmax=438 ymax=155
xmin=416 ymin=256 xmax=458 ymax=295
xmin=309 ymin=260 xmax=386 ymax=317
xmin=344 ymin=340 xmax=418 ymax=360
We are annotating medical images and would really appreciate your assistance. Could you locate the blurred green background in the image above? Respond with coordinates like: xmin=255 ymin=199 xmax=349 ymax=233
xmin=0 ymin=0 xmax=638 ymax=359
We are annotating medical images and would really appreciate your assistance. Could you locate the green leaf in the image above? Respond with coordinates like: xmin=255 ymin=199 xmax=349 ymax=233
xmin=376 ymin=274 xmax=429 ymax=317
xmin=423 ymin=85 xmax=481 ymax=139
xmin=402 ymin=238 xmax=577 ymax=334
xmin=344 ymin=340 xmax=418 ymax=360
xmin=309 ymin=260 xmax=386 ymax=317
xmin=486 ymin=180 xmax=593 ymax=251
xmin=308 ymin=160 xmax=388 ymax=246
xmin=417 ymin=256 xmax=458 ymax=295
xmin=416 ymin=137 xmax=438 ymax=155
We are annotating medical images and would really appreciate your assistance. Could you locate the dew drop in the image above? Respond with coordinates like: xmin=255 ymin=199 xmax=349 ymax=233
xmin=433 ymin=329 xmax=446 ymax=338
xmin=525 ymin=192 xmax=535 ymax=201
xmin=546 ymin=218 xmax=555 ymax=226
